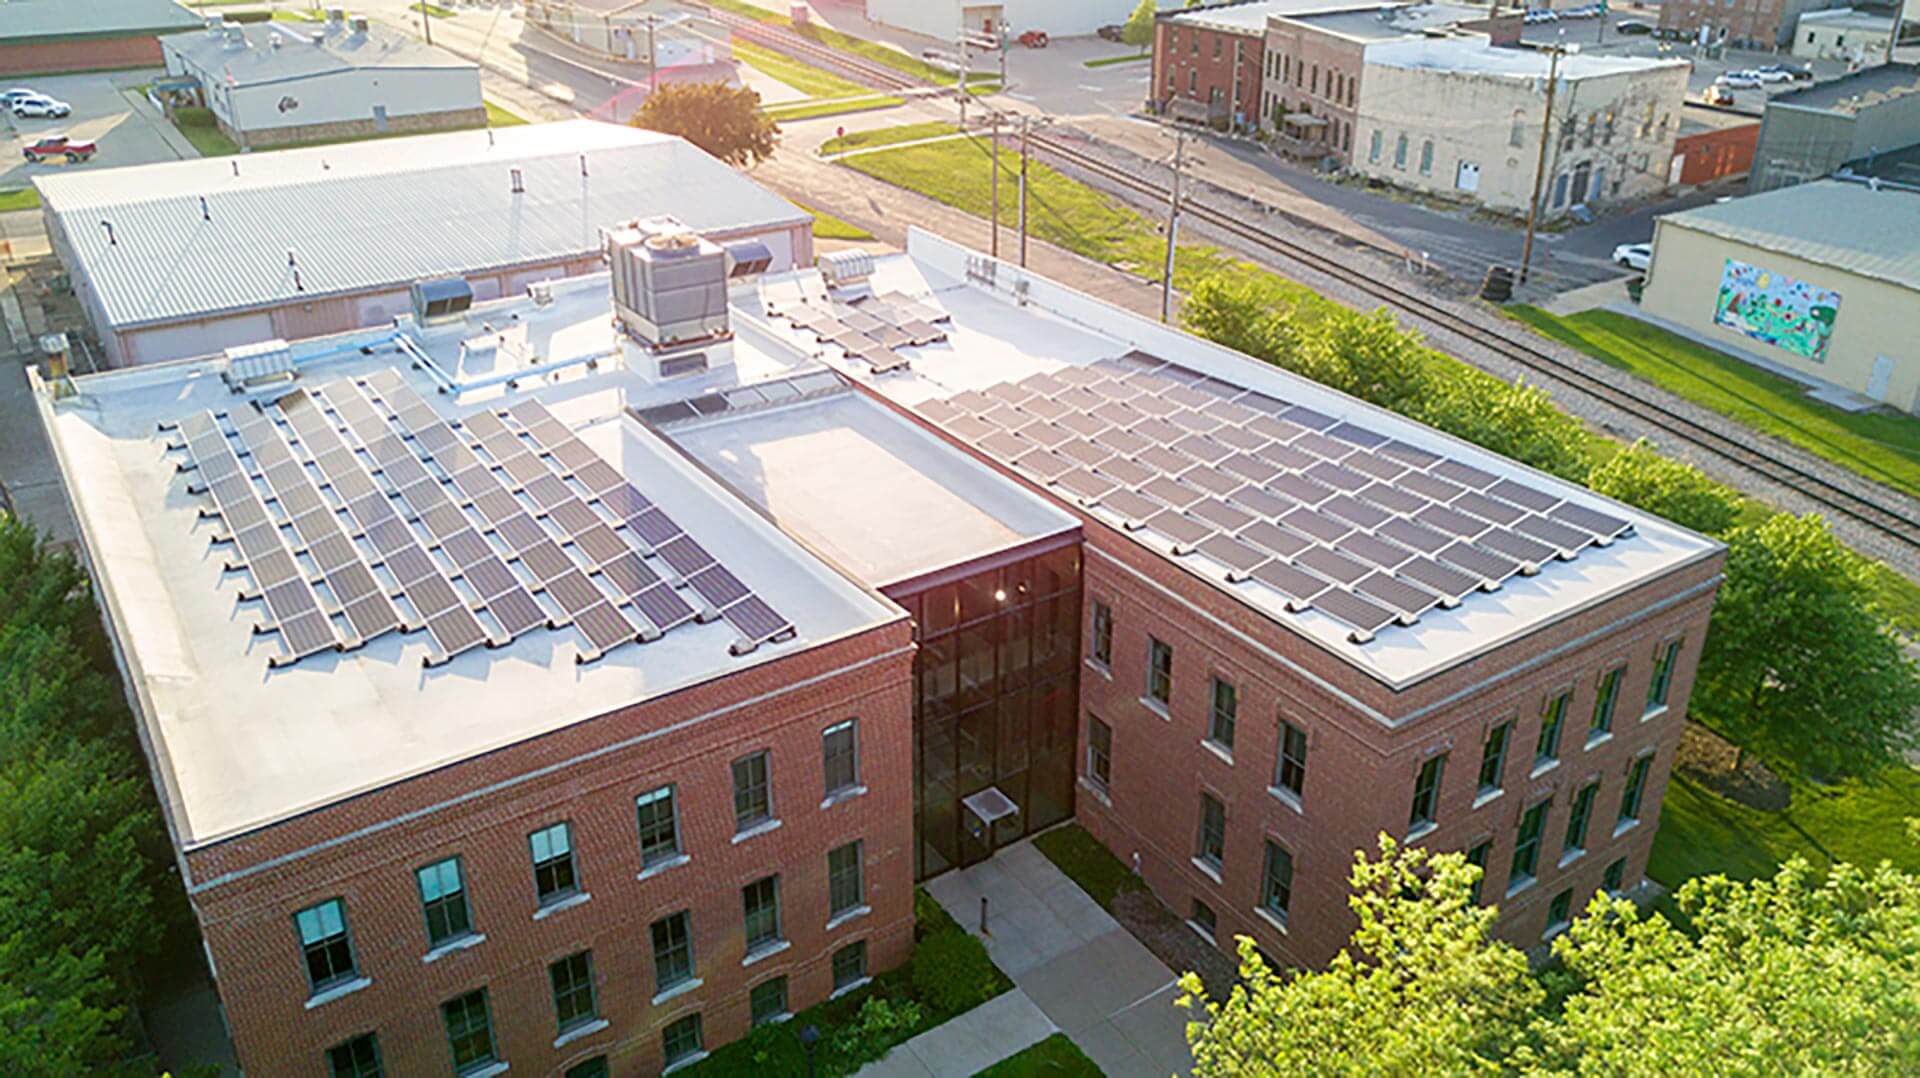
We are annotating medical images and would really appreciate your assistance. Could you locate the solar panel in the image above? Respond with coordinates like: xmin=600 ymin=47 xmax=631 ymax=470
xmin=235 ymin=522 xmax=285 ymax=563
xmin=249 ymin=548 xmax=300 ymax=589
xmin=1513 ymin=515 xmax=1592 ymax=555
xmin=493 ymin=513 xmax=549 ymax=553
xmin=1399 ymin=556 xmax=1481 ymax=601
xmin=574 ymin=602 xmax=637 ymax=656
xmin=551 ymin=440 xmax=599 ymax=471
xmin=1355 ymin=572 xmax=1440 ymax=619
xmin=1190 ymin=499 xmax=1253 ymax=532
xmin=1436 ymin=541 xmax=1520 ymax=583
xmin=420 ymin=502 xmax=472 ymax=542
xmin=366 ymin=517 xmax=415 ymax=556
xmin=1432 ymin=459 xmax=1501 ymax=491
xmin=500 ymin=454 xmax=551 ymax=488
xmin=547 ymin=499 xmax=602 ymax=537
xmin=1195 ymin=534 xmax=1266 ymax=574
xmin=276 ymin=610 xmax=339 ymax=662
xmin=598 ymin=484 xmax=651 ymax=520
xmin=656 ymin=536 xmax=715 ymax=578
xmin=627 ymin=508 xmax=682 ymax=548
xmin=275 ymin=483 xmax=325 ymax=518
xmin=487 ymin=586 xmax=548 ymax=637
xmin=1313 ymin=588 xmax=1397 ymax=638
xmin=425 ymin=606 xmax=488 ymax=661
xmin=573 ymin=524 xmax=630 ymax=567
xmin=343 ymin=592 xmax=401 ymax=642
xmin=463 ymin=556 xmax=521 ymax=600
xmin=263 ymin=579 xmax=318 ymax=622
xmin=1100 ymin=488 xmax=1161 ymax=524
xmin=406 ymin=574 xmax=461 ymax=619
xmin=1239 ymin=521 xmax=1311 ymax=560
xmin=688 ymin=564 xmax=749 ymax=609
xmin=521 ymin=473 xmax=572 ymax=510
xmin=573 ymin=460 xmax=624 ymax=496
xmin=722 ymin=594 xmax=792 ymax=645
xmin=291 ymin=508 xmax=338 ymax=548
xmin=1548 ymin=501 xmax=1632 ymax=541
xmin=517 ymin=539 xmax=574 ymax=583
xmin=309 ymin=533 xmax=360 ymax=574
xmin=325 ymin=562 xmax=379 ymax=604
xmin=632 ymin=584 xmax=695 ymax=630
xmin=450 ymin=465 xmax=499 ymax=501
xmin=460 ymin=410 xmax=510 ymax=439
xmin=471 ymin=489 xmax=523 ymax=526
xmin=437 ymin=528 xmax=492 ymax=568
xmin=1144 ymin=510 xmax=1211 ymax=547
xmin=546 ymin=569 xmax=605 ymax=617
xmin=600 ymin=552 xmax=660 ymax=597
xmin=1250 ymin=560 xmax=1331 ymax=605
xmin=386 ymin=544 xmax=439 ymax=586
xmin=1297 ymin=545 xmax=1369 ymax=586
xmin=1479 ymin=528 xmax=1557 ymax=566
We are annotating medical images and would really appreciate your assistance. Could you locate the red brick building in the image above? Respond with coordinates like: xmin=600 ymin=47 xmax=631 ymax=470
xmin=1152 ymin=2 xmax=1269 ymax=126
xmin=1672 ymin=105 xmax=1761 ymax=185
xmin=0 ymin=0 xmax=202 ymax=75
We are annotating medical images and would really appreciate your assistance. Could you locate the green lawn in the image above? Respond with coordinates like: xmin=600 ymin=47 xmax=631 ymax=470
xmin=485 ymin=101 xmax=527 ymax=127
xmin=271 ymin=9 xmax=323 ymax=21
xmin=707 ymin=0 xmax=998 ymax=86
xmin=0 ymin=187 xmax=40 ymax=212
xmin=734 ymin=37 xmax=871 ymax=98
xmin=765 ymin=94 xmax=901 ymax=122
xmin=1032 ymin=823 xmax=1146 ymax=913
xmin=1649 ymin=767 xmax=1920 ymax=888
xmin=411 ymin=1 xmax=456 ymax=16
xmin=820 ymin=120 xmax=960 ymax=155
xmin=1507 ymin=306 xmax=1920 ymax=503
xmin=972 ymin=1034 xmax=1102 ymax=1077
xmin=170 ymin=110 xmax=240 ymax=157
xmin=795 ymin=201 xmax=874 ymax=241
xmin=1084 ymin=53 xmax=1151 ymax=68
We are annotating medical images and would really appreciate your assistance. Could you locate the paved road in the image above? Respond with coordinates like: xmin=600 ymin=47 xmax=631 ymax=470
xmin=2 ymin=69 xmax=185 ymax=192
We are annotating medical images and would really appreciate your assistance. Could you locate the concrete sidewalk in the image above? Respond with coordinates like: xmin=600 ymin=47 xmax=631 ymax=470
xmin=856 ymin=988 xmax=1056 ymax=1078
xmin=926 ymin=839 xmax=1194 ymax=1078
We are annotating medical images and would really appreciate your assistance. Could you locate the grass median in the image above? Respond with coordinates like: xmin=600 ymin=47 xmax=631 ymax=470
xmin=1084 ymin=53 xmax=1151 ymax=68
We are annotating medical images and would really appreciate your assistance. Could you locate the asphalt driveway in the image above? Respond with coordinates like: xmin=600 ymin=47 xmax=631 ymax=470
xmin=2 ymin=69 xmax=186 ymax=192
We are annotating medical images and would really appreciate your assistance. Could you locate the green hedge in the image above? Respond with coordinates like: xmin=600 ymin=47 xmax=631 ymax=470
xmin=222 ymin=9 xmax=273 ymax=22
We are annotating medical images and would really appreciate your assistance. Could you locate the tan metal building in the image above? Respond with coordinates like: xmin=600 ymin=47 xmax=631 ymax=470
xmin=1641 ymin=179 xmax=1920 ymax=412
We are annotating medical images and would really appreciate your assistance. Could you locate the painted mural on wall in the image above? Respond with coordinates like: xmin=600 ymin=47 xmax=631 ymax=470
xmin=1712 ymin=258 xmax=1840 ymax=362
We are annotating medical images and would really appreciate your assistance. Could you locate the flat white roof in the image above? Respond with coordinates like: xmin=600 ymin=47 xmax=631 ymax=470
xmin=34 ymin=120 xmax=808 ymax=331
xmin=782 ymin=231 xmax=1719 ymax=690
xmin=37 ymin=329 xmax=896 ymax=847
xmin=1366 ymin=37 xmax=1690 ymax=79
xmin=161 ymin=18 xmax=474 ymax=84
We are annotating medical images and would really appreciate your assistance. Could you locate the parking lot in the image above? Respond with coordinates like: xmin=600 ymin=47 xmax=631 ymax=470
xmin=2 ymin=69 xmax=188 ymax=193
xmin=1517 ymin=17 xmax=1856 ymax=111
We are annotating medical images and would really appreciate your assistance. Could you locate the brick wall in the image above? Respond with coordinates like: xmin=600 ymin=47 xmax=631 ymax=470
xmin=1261 ymin=22 xmax=1366 ymax=160
xmin=1152 ymin=20 xmax=1265 ymax=124
xmin=0 ymin=35 xmax=162 ymax=75
xmin=186 ymin=622 xmax=916 ymax=1075
xmin=1673 ymin=121 xmax=1760 ymax=184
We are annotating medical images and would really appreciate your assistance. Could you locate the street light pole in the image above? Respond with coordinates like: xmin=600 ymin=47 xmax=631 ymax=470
xmin=1519 ymin=43 xmax=1563 ymax=286
xmin=1161 ymin=125 xmax=1187 ymax=323
xmin=420 ymin=0 xmax=433 ymax=47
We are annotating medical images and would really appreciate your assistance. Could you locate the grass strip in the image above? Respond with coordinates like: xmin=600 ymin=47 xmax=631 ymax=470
xmin=734 ymin=37 xmax=871 ymax=98
xmin=1084 ymin=53 xmax=1151 ymax=68
xmin=1649 ymin=767 xmax=1920 ymax=887
xmin=411 ymin=1 xmax=456 ymax=16
xmin=484 ymin=101 xmax=528 ymax=127
xmin=820 ymin=120 xmax=960 ymax=155
xmin=766 ymin=95 xmax=902 ymax=122
xmin=707 ymin=0 xmax=997 ymax=86
xmin=0 ymin=187 xmax=41 ymax=212
xmin=794 ymin=201 xmax=874 ymax=241
xmin=971 ymin=1033 xmax=1103 ymax=1077
xmin=1032 ymin=824 xmax=1147 ymax=912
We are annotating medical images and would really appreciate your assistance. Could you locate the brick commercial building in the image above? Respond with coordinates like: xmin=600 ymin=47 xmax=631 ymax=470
xmin=36 ymin=214 xmax=1721 ymax=1073
xmin=1658 ymin=0 xmax=1845 ymax=49
xmin=1671 ymin=104 xmax=1762 ymax=185
xmin=0 ymin=0 xmax=201 ymax=75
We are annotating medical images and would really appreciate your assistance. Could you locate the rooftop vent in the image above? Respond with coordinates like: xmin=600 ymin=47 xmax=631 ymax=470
xmin=722 ymin=239 xmax=775 ymax=279
xmin=327 ymin=7 xmax=346 ymax=26
xmin=224 ymin=26 xmax=247 ymax=47
xmin=204 ymin=15 xmax=225 ymax=34
xmin=410 ymin=278 xmax=474 ymax=324
xmin=349 ymin=15 xmax=369 ymax=34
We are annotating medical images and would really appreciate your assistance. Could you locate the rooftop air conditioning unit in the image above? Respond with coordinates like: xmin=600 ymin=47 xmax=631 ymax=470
xmin=722 ymin=239 xmax=775 ymax=279
xmin=205 ymin=15 xmax=225 ymax=34
xmin=225 ymin=27 xmax=247 ymax=47
xmin=327 ymin=7 xmax=346 ymax=26
xmin=350 ymin=15 xmax=370 ymax=34
xmin=605 ymin=216 xmax=735 ymax=381
xmin=410 ymin=277 xmax=474 ymax=324
xmin=818 ymin=248 xmax=873 ymax=289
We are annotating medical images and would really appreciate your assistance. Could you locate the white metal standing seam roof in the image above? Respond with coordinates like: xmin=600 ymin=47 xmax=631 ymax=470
xmin=160 ymin=20 xmax=474 ymax=83
xmin=1658 ymin=180 xmax=1920 ymax=294
xmin=34 ymin=120 xmax=809 ymax=330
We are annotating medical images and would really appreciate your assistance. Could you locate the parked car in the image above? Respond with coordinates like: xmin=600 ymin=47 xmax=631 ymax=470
xmin=1612 ymin=242 xmax=1652 ymax=271
xmin=1096 ymin=23 xmax=1124 ymax=42
xmin=1716 ymin=71 xmax=1763 ymax=89
xmin=1616 ymin=19 xmax=1653 ymax=34
xmin=1 ymin=87 xmax=42 ymax=107
xmin=1018 ymin=29 xmax=1049 ymax=47
xmin=1758 ymin=63 xmax=1812 ymax=82
xmin=1702 ymin=84 xmax=1735 ymax=106
xmin=23 ymin=133 xmax=95 ymax=163
xmin=12 ymin=94 xmax=71 ymax=119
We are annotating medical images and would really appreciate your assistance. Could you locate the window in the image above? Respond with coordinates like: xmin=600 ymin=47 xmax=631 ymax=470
xmin=1510 ymin=799 xmax=1550 ymax=890
xmin=1188 ymin=68 xmax=1197 ymax=94
xmin=566 ymin=1059 xmax=609 ymax=1078
xmin=743 ymin=875 xmax=782 ymax=954
xmin=1465 ymin=841 xmax=1492 ymax=904
xmin=1603 ymin=857 xmax=1627 ymax=893
xmin=295 ymin=898 xmax=357 ymax=994
xmin=750 ymin=977 xmax=789 ymax=1027
xmin=1394 ymin=133 xmax=1408 ymax=169
xmin=549 ymin=951 xmax=598 ymax=1034
xmin=1591 ymin=667 xmax=1624 ymax=738
xmin=661 ymin=1013 xmax=704 ymax=1068
xmin=1260 ymin=841 xmax=1293 ymax=923
xmin=1275 ymin=720 xmax=1307 ymax=798
xmin=1619 ymin=755 xmax=1652 ymax=825
xmin=1419 ymin=138 xmax=1434 ymax=175
xmin=441 ymin=990 xmax=497 ymax=1076
xmin=1087 ymin=715 xmax=1113 ymax=791
xmin=1146 ymin=637 xmax=1173 ymax=707
xmin=733 ymin=751 xmax=773 ymax=831
xmin=417 ymin=858 xmax=473 ymax=948
xmin=832 ymin=940 xmax=868 ymax=991
xmin=327 ymin=1033 xmax=382 ymax=1078
xmin=829 ymin=841 xmax=864 ymax=918
xmin=1212 ymin=33 xmax=1221 ymax=60
xmin=823 ymin=720 xmax=859 ymax=796
xmin=1478 ymin=721 xmax=1512 ymax=796
xmin=1191 ymin=898 xmax=1218 ymax=940
xmin=1564 ymin=781 xmax=1598 ymax=858
xmin=1368 ymin=129 xmax=1382 ymax=163
xmin=1536 ymin=691 xmax=1569 ymax=766
xmin=636 ymin=785 xmax=682 ymax=868
xmin=1510 ymin=109 xmax=1527 ymax=147
xmin=1546 ymin=889 xmax=1573 ymax=935
xmin=651 ymin=910 xmax=695 ymax=991
xmin=1647 ymin=639 xmax=1682 ymax=712
xmin=1196 ymin=793 xmax=1226 ymax=870
xmin=1090 ymin=600 xmax=1113 ymax=667
xmin=1408 ymin=754 xmax=1445 ymax=833
xmin=1208 ymin=676 xmax=1237 ymax=751
xmin=1310 ymin=64 xmax=1319 ymax=95
xmin=530 ymin=822 xmax=578 ymax=906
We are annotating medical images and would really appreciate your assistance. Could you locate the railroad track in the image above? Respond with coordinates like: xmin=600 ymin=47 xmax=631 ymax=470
xmin=701 ymin=5 xmax=925 ymax=93
xmin=1025 ymin=131 xmax=1920 ymax=552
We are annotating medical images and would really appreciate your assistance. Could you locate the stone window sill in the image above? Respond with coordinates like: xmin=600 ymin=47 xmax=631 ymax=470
xmin=652 ymin=977 xmax=703 ymax=1007
xmin=830 ymin=975 xmax=872 ymax=1000
xmin=826 ymin=905 xmax=871 ymax=932
xmin=533 ymin=892 xmax=591 ymax=921
xmin=423 ymin=933 xmax=486 ymax=964
xmin=732 ymin=817 xmax=783 ymax=845
xmin=1558 ymin=848 xmax=1587 ymax=869
xmin=1191 ymin=856 xmax=1223 ymax=885
xmin=459 ymin=1063 xmax=509 ymax=1078
xmin=1253 ymin=905 xmax=1290 ymax=936
xmin=1186 ymin=919 xmax=1217 ymax=946
xmin=1472 ymin=787 xmax=1504 ymax=810
xmin=1267 ymin=785 xmax=1305 ymax=816
xmin=553 ymin=1018 xmax=608 ymax=1050
xmin=1086 ymin=658 xmax=1112 ymax=680
xmin=304 ymin=976 xmax=371 ymax=1010
xmin=1613 ymin=818 xmax=1641 ymax=839
xmin=1078 ymin=776 xmax=1112 ymax=808
xmin=1585 ymin=730 xmax=1614 ymax=751
xmin=638 ymin=853 xmax=691 ymax=881
xmin=1405 ymin=820 xmax=1438 ymax=844
xmin=820 ymin=786 xmax=868 ymax=810
xmin=1530 ymin=758 xmax=1560 ymax=780
xmin=1140 ymin=696 xmax=1171 ymax=721
xmin=662 ymin=1052 xmax=708 ymax=1075
xmin=741 ymin=939 xmax=791 ymax=967
xmin=1641 ymin=703 xmax=1669 ymax=724
xmin=1200 ymin=739 xmax=1234 ymax=766
xmin=1506 ymin=876 xmax=1537 ymax=900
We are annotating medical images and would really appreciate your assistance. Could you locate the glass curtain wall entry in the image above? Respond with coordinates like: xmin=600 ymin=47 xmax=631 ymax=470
xmin=904 ymin=544 xmax=1082 ymax=880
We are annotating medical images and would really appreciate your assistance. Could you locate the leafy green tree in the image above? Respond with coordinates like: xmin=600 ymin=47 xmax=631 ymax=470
xmin=1121 ymin=0 xmax=1157 ymax=50
xmin=1535 ymin=858 xmax=1920 ymax=1075
xmin=1585 ymin=439 xmax=1741 ymax=536
xmin=632 ymin=81 xmax=778 ymax=168
xmin=1179 ymin=838 xmax=1541 ymax=1075
xmin=1296 ymin=307 xmax=1436 ymax=419
xmin=1179 ymin=274 xmax=1296 ymax=364
xmin=1419 ymin=373 xmax=1592 ymax=483
xmin=1698 ymin=512 xmax=1920 ymax=778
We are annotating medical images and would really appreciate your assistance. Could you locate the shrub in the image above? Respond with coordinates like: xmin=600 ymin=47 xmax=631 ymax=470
xmin=172 ymin=106 xmax=218 ymax=129
xmin=824 ymin=996 xmax=924 ymax=1071
xmin=1585 ymin=439 xmax=1741 ymax=535
xmin=910 ymin=926 xmax=1004 ymax=1018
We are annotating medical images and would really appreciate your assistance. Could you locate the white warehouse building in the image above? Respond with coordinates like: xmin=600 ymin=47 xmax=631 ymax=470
xmin=864 ymin=0 xmax=1137 ymax=40
xmin=160 ymin=10 xmax=482 ymax=149
xmin=33 ymin=120 xmax=814 ymax=367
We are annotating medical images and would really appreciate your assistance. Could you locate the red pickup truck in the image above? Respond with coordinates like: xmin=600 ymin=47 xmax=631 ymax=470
xmin=23 ymin=133 xmax=95 ymax=164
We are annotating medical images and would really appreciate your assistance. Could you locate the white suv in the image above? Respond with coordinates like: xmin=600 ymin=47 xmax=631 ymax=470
xmin=12 ymin=94 xmax=71 ymax=119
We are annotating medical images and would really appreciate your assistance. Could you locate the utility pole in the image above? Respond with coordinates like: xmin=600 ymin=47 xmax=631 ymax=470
xmin=1018 ymin=115 xmax=1032 ymax=267
xmin=647 ymin=14 xmax=659 ymax=94
xmin=989 ymin=111 xmax=1001 ymax=259
xmin=1519 ymin=43 xmax=1562 ymax=286
xmin=1161 ymin=126 xmax=1187 ymax=323
xmin=420 ymin=0 xmax=433 ymax=47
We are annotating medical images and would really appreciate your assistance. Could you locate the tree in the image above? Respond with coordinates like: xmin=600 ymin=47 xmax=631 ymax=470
xmin=1584 ymin=439 xmax=1741 ymax=536
xmin=1297 ymin=307 xmax=1436 ymax=419
xmin=1179 ymin=273 xmax=1296 ymax=364
xmin=632 ymin=81 xmax=777 ymax=168
xmin=1179 ymin=838 xmax=1541 ymax=1075
xmin=1698 ymin=512 xmax=1920 ymax=778
xmin=1121 ymin=0 xmax=1157 ymax=51
xmin=1535 ymin=857 xmax=1920 ymax=1074
xmin=1418 ymin=373 xmax=1592 ymax=483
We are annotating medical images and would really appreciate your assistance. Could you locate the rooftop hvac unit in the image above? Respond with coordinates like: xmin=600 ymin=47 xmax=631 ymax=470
xmin=723 ymin=239 xmax=774 ymax=279
xmin=605 ymin=217 xmax=730 ymax=351
xmin=350 ymin=15 xmax=370 ymax=34
xmin=205 ymin=15 xmax=225 ymax=34
xmin=410 ymin=277 xmax=474 ymax=324
xmin=818 ymin=249 xmax=874 ymax=289
xmin=223 ymin=339 xmax=295 ymax=393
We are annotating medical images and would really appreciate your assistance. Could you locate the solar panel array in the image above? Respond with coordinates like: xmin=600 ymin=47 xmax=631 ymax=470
xmin=632 ymin=369 xmax=847 ymax=429
xmin=920 ymin=352 xmax=1634 ymax=644
xmin=763 ymin=284 xmax=951 ymax=375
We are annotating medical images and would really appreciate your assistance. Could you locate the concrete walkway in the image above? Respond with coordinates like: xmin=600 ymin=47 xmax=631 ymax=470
xmin=856 ymin=988 xmax=1056 ymax=1078
xmin=925 ymin=839 xmax=1194 ymax=1078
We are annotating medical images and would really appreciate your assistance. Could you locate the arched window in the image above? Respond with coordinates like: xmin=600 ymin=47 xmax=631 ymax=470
xmin=1369 ymin=129 xmax=1382 ymax=163
xmin=1509 ymin=109 xmax=1527 ymax=148
xmin=1419 ymin=139 xmax=1434 ymax=175
xmin=1394 ymin=133 xmax=1408 ymax=169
